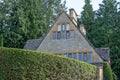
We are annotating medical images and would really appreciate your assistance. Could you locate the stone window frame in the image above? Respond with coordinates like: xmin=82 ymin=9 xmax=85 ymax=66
xmin=52 ymin=23 xmax=75 ymax=40
xmin=56 ymin=51 xmax=93 ymax=62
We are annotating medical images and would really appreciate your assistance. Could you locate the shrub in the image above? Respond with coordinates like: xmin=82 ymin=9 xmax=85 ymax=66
xmin=0 ymin=35 xmax=3 ymax=47
xmin=103 ymin=62 xmax=113 ymax=80
xmin=0 ymin=47 xmax=99 ymax=80
xmin=113 ymin=72 xmax=117 ymax=80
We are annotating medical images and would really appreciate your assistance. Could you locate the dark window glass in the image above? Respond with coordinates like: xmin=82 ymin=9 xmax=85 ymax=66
xmin=70 ymin=30 xmax=74 ymax=38
xmin=68 ymin=53 xmax=72 ymax=58
xmin=62 ymin=31 xmax=65 ymax=39
xmin=57 ymin=31 xmax=61 ymax=40
xmin=78 ymin=53 xmax=82 ymax=61
xmin=73 ymin=53 xmax=77 ymax=59
xmin=66 ymin=31 xmax=70 ymax=39
xmin=53 ymin=32 xmax=57 ymax=40
xmin=64 ymin=53 xmax=67 ymax=57
xmin=88 ymin=53 xmax=92 ymax=62
xmin=62 ymin=25 xmax=65 ymax=31
xmin=83 ymin=53 xmax=87 ymax=62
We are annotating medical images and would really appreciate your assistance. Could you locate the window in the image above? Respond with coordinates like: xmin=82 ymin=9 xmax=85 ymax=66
xmin=70 ymin=30 xmax=74 ymax=38
xmin=53 ymin=23 xmax=74 ymax=40
xmin=68 ymin=53 xmax=72 ymax=58
xmin=62 ymin=25 xmax=65 ymax=31
xmin=57 ymin=31 xmax=61 ymax=40
xmin=73 ymin=53 xmax=77 ymax=59
xmin=64 ymin=53 xmax=67 ymax=57
xmin=66 ymin=31 xmax=70 ymax=39
xmin=62 ymin=31 xmax=65 ymax=39
xmin=66 ymin=24 xmax=70 ymax=31
xmin=53 ymin=32 xmax=57 ymax=40
xmin=78 ymin=53 xmax=82 ymax=61
xmin=88 ymin=53 xmax=92 ymax=62
xmin=57 ymin=52 xmax=93 ymax=63
xmin=57 ymin=25 xmax=61 ymax=31
xmin=83 ymin=53 xmax=87 ymax=62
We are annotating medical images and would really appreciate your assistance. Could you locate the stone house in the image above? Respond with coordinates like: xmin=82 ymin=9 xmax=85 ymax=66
xmin=24 ymin=8 xmax=110 ymax=80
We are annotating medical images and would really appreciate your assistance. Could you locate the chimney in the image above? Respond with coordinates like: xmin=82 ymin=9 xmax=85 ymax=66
xmin=69 ymin=8 xmax=77 ymax=25
xmin=80 ymin=24 xmax=86 ymax=36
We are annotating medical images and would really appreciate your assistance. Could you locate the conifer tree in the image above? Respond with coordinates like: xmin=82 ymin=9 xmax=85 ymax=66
xmin=0 ymin=0 xmax=66 ymax=48
xmin=80 ymin=0 xmax=94 ymax=40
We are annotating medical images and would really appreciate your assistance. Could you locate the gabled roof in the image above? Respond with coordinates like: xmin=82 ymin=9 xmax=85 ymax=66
xmin=24 ymin=11 xmax=110 ymax=61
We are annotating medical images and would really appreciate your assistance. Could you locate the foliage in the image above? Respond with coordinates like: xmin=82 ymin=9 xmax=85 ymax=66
xmin=81 ymin=0 xmax=94 ymax=26
xmin=0 ymin=0 xmax=66 ymax=48
xmin=103 ymin=62 xmax=113 ymax=80
xmin=112 ymin=72 xmax=117 ymax=80
xmin=0 ymin=47 xmax=99 ymax=80
xmin=80 ymin=0 xmax=120 ymax=78
xmin=0 ymin=35 xmax=3 ymax=47
xmin=80 ymin=0 xmax=95 ymax=40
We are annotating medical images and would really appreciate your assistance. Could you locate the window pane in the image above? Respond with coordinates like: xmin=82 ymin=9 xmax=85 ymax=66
xmin=53 ymin=32 xmax=57 ymax=40
xmin=64 ymin=53 xmax=67 ymax=57
xmin=83 ymin=53 xmax=87 ymax=62
xmin=88 ymin=53 xmax=92 ymax=62
xmin=62 ymin=25 xmax=65 ymax=31
xmin=78 ymin=53 xmax=82 ymax=61
xmin=70 ymin=30 xmax=74 ymax=38
xmin=73 ymin=53 xmax=77 ymax=59
xmin=62 ymin=31 xmax=65 ymax=39
xmin=66 ymin=31 xmax=70 ymax=39
xmin=66 ymin=24 xmax=70 ymax=30
xmin=58 ymin=25 xmax=61 ymax=31
xmin=57 ymin=31 xmax=61 ymax=40
xmin=68 ymin=53 xmax=72 ymax=58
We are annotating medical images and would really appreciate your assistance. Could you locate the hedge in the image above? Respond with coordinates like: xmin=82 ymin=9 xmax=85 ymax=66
xmin=103 ymin=62 xmax=113 ymax=80
xmin=0 ymin=47 xmax=99 ymax=80
xmin=113 ymin=72 xmax=117 ymax=80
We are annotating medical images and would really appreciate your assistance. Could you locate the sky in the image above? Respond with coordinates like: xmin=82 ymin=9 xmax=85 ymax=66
xmin=63 ymin=0 xmax=103 ymax=14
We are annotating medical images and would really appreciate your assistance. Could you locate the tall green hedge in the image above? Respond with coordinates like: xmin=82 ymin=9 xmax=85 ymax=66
xmin=103 ymin=62 xmax=113 ymax=80
xmin=0 ymin=47 xmax=99 ymax=80
xmin=0 ymin=35 xmax=3 ymax=47
xmin=113 ymin=72 xmax=117 ymax=80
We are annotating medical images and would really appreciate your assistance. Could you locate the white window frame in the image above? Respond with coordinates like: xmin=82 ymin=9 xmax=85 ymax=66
xmin=66 ymin=24 xmax=70 ymax=31
xmin=57 ymin=25 xmax=61 ymax=31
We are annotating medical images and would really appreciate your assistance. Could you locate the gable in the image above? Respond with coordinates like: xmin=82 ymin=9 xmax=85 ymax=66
xmin=36 ymin=12 xmax=103 ymax=62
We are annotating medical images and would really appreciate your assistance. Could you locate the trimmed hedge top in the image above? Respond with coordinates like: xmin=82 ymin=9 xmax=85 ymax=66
xmin=0 ymin=47 xmax=99 ymax=80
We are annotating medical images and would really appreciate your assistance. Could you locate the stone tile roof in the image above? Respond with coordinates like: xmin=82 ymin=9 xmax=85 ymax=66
xmin=95 ymin=48 xmax=110 ymax=61
xmin=24 ymin=39 xmax=42 ymax=50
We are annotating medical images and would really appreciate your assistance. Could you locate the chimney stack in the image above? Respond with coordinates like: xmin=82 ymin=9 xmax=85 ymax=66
xmin=69 ymin=8 xmax=77 ymax=25
xmin=80 ymin=24 xmax=86 ymax=36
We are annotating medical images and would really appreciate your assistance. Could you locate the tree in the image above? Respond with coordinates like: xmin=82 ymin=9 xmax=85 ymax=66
xmin=110 ymin=8 xmax=120 ymax=79
xmin=82 ymin=0 xmax=120 ymax=78
xmin=0 ymin=34 xmax=3 ymax=47
xmin=0 ymin=0 xmax=66 ymax=48
xmin=80 ymin=0 xmax=94 ymax=40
